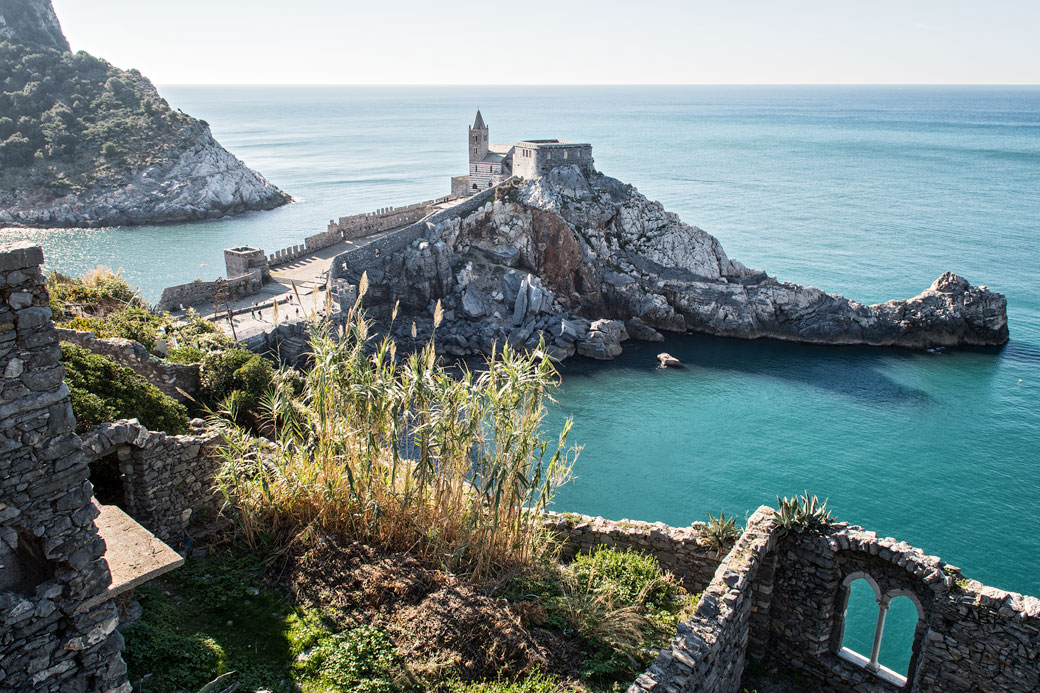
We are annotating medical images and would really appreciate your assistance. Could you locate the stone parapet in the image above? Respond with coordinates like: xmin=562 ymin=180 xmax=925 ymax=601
xmin=542 ymin=511 xmax=725 ymax=593
xmin=54 ymin=328 xmax=200 ymax=402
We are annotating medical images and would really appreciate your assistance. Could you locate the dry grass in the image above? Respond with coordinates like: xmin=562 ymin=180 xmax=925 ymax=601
xmin=211 ymin=280 xmax=579 ymax=580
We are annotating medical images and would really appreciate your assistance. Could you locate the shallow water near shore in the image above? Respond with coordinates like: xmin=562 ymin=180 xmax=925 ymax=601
xmin=3 ymin=85 xmax=1038 ymax=675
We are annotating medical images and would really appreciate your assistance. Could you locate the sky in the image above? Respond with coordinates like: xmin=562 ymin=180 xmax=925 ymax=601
xmin=49 ymin=0 xmax=1040 ymax=85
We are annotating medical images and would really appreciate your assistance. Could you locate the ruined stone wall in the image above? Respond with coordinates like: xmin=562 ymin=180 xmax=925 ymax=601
xmin=628 ymin=507 xmax=777 ymax=693
xmin=155 ymin=268 xmax=263 ymax=312
xmin=542 ymin=511 xmax=725 ymax=593
xmin=54 ymin=328 xmax=200 ymax=402
xmin=0 ymin=242 xmax=129 ymax=693
xmin=760 ymin=524 xmax=1040 ymax=692
xmin=79 ymin=420 xmax=223 ymax=546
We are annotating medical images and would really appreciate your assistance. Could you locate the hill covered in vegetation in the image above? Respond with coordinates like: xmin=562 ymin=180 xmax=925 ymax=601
xmin=0 ymin=0 xmax=290 ymax=227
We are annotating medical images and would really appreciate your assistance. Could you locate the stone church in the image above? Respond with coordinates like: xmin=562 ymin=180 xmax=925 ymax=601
xmin=451 ymin=110 xmax=594 ymax=196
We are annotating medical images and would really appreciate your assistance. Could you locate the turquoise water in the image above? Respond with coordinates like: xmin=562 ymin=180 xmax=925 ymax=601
xmin=3 ymin=87 xmax=1038 ymax=671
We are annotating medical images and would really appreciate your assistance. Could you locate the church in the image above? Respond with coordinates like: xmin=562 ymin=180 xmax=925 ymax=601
xmin=451 ymin=110 xmax=594 ymax=196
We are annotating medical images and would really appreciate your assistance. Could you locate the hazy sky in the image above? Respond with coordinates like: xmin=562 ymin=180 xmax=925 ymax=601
xmin=50 ymin=0 xmax=1040 ymax=85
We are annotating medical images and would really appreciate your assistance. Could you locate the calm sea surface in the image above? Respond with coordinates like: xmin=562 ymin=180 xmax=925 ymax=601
xmin=3 ymin=86 xmax=1038 ymax=670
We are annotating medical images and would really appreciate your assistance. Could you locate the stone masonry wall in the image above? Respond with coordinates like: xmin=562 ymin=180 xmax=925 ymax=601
xmin=761 ymin=524 xmax=1040 ymax=692
xmin=155 ymin=268 xmax=263 ymax=312
xmin=78 ymin=420 xmax=223 ymax=546
xmin=542 ymin=511 xmax=726 ymax=594
xmin=628 ymin=506 xmax=777 ymax=693
xmin=54 ymin=328 xmax=200 ymax=402
xmin=330 ymin=181 xmax=509 ymax=285
xmin=0 ymin=242 xmax=128 ymax=693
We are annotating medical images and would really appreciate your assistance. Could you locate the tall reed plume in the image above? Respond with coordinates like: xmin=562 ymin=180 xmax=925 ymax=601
xmin=211 ymin=277 xmax=578 ymax=578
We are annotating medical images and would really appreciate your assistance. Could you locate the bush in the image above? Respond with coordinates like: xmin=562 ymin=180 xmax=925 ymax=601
xmin=199 ymin=348 xmax=275 ymax=412
xmin=775 ymin=492 xmax=835 ymax=536
xmin=61 ymin=342 xmax=189 ymax=434
xmin=48 ymin=267 xmax=143 ymax=316
xmin=61 ymin=305 xmax=164 ymax=350
xmin=443 ymin=671 xmax=564 ymax=693
xmin=295 ymin=625 xmax=404 ymax=693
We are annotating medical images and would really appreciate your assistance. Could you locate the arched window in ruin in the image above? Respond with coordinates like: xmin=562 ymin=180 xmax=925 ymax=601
xmin=836 ymin=574 xmax=923 ymax=687
xmin=90 ymin=451 xmax=127 ymax=508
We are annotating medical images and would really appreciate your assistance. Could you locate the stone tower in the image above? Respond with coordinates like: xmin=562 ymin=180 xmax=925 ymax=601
xmin=468 ymin=110 xmax=488 ymax=164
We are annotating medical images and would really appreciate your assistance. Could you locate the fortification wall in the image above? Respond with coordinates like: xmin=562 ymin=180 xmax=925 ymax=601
xmin=156 ymin=268 xmax=263 ymax=312
xmin=267 ymin=197 xmax=450 ymax=269
xmin=79 ymin=420 xmax=223 ymax=546
xmin=0 ymin=242 xmax=129 ymax=693
xmin=330 ymin=181 xmax=509 ymax=283
xmin=513 ymin=143 xmax=594 ymax=180
xmin=54 ymin=328 xmax=200 ymax=402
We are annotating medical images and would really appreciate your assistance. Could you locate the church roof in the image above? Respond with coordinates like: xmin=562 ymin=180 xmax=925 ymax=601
xmin=472 ymin=110 xmax=486 ymax=130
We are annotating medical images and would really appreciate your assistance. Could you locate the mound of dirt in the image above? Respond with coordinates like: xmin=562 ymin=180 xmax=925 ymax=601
xmin=282 ymin=538 xmax=582 ymax=682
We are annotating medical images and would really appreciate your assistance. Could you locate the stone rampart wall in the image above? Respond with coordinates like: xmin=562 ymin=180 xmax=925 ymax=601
xmin=330 ymin=182 xmax=509 ymax=283
xmin=628 ymin=507 xmax=777 ymax=693
xmin=542 ymin=511 xmax=724 ymax=593
xmin=267 ymin=196 xmax=451 ymax=268
xmin=762 ymin=524 xmax=1040 ymax=692
xmin=54 ymin=328 xmax=200 ymax=402
xmin=155 ymin=268 xmax=263 ymax=312
xmin=79 ymin=420 xmax=223 ymax=546
xmin=0 ymin=242 xmax=129 ymax=693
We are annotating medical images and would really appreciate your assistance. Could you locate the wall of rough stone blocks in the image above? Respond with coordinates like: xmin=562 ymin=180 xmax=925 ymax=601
xmin=621 ymin=509 xmax=1040 ymax=693
xmin=78 ymin=420 xmax=223 ymax=547
xmin=760 ymin=524 xmax=1040 ymax=692
xmin=155 ymin=268 xmax=263 ymax=312
xmin=0 ymin=242 xmax=129 ymax=693
xmin=329 ymin=181 xmax=508 ymax=285
xmin=628 ymin=506 xmax=777 ymax=693
xmin=54 ymin=328 xmax=200 ymax=402
xmin=542 ymin=511 xmax=726 ymax=594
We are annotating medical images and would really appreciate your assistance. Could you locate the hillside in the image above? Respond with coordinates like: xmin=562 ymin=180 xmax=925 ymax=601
xmin=0 ymin=0 xmax=290 ymax=227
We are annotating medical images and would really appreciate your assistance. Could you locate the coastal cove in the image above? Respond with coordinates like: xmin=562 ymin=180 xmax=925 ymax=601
xmin=3 ymin=83 xmax=1039 ymax=600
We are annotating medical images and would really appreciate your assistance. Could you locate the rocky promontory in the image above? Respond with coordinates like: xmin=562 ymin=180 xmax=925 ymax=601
xmin=0 ymin=0 xmax=290 ymax=228
xmin=334 ymin=166 xmax=1008 ymax=360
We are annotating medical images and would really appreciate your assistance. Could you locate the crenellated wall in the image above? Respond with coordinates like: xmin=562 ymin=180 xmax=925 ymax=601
xmin=0 ymin=242 xmax=129 ymax=693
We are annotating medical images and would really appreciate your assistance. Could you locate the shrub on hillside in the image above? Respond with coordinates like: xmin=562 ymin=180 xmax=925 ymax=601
xmin=199 ymin=348 xmax=275 ymax=413
xmin=61 ymin=342 xmax=189 ymax=434
xmin=48 ymin=268 xmax=144 ymax=317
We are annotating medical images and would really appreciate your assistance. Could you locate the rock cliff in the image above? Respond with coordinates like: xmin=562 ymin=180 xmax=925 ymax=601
xmin=0 ymin=0 xmax=68 ymax=51
xmin=336 ymin=167 xmax=1008 ymax=360
xmin=0 ymin=0 xmax=290 ymax=228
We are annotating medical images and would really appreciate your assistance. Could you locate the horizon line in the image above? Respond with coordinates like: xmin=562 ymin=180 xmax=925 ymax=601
xmin=153 ymin=82 xmax=1040 ymax=88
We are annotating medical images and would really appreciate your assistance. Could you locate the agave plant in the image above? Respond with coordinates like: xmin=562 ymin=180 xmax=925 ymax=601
xmin=704 ymin=511 xmax=741 ymax=556
xmin=775 ymin=491 xmax=835 ymax=536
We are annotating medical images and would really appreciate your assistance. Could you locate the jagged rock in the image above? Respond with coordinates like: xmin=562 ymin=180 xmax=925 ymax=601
xmin=576 ymin=319 xmax=629 ymax=360
xmin=626 ymin=318 xmax=665 ymax=343
xmin=344 ymin=164 xmax=1007 ymax=362
xmin=461 ymin=286 xmax=487 ymax=319
xmin=658 ymin=353 xmax=682 ymax=368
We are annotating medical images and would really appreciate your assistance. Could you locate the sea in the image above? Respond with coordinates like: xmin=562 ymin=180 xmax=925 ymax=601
xmin=3 ymin=86 xmax=1038 ymax=675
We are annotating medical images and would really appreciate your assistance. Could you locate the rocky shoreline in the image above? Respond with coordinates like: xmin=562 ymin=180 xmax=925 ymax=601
xmin=332 ymin=167 xmax=1008 ymax=361
xmin=0 ymin=122 xmax=291 ymax=229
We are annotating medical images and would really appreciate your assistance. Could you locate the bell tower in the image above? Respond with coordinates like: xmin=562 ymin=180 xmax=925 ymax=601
xmin=469 ymin=109 xmax=488 ymax=164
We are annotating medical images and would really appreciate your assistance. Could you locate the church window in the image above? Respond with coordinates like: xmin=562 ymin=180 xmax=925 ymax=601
xmin=564 ymin=150 xmax=569 ymax=159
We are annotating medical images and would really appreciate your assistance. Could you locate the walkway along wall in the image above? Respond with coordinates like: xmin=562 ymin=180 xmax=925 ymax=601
xmin=0 ymin=242 xmax=129 ymax=692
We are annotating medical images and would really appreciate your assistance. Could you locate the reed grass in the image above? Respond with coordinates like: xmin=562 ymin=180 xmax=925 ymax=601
xmin=211 ymin=279 xmax=578 ymax=579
